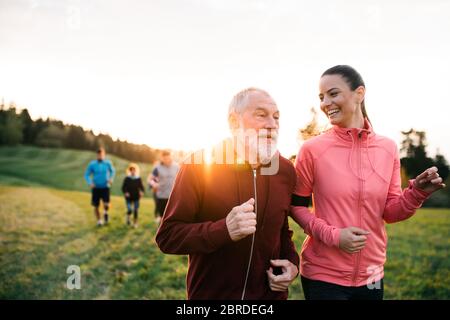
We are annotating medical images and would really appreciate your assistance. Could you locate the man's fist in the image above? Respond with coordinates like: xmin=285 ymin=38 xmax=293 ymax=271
xmin=226 ymin=198 xmax=257 ymax=241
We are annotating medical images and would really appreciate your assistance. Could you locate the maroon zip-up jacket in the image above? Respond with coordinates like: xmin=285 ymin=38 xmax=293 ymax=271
xmin=155 ymin=144 xmax=299 ymax=300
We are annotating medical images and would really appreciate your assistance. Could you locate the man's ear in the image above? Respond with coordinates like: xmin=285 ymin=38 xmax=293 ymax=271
xmin=355 ymin=85 xmax=366 ymax=105
xmin=228 ymin=112 xmax=239 ymax=130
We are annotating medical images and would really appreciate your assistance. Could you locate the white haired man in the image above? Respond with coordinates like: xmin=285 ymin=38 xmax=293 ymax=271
xmin=156 ymin=88 xmax=299 ymax=300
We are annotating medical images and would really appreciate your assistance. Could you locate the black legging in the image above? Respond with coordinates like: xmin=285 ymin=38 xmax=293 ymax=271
xmin=301 ymin=276 xmax=384 ymax=300
xmin=155 ymin=198 xmax=168 ymax=218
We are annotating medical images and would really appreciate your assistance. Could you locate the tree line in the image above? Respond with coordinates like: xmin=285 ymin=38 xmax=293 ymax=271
xmin=0 ymin=100 xmax=160 ymax=163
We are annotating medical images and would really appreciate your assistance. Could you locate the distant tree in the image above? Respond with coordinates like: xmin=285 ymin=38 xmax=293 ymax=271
xmin=97 ymin=134 xmax=115 ymax=153
xmin=400 ymin=129 xmax=434 ymax=178
xmin=400 ymin=129 xmax=450 ymax=208
xmin=65 ymin=125 xmax=89 ymax=150
xmin=29 ymin=118 xmax=50 ymax=144
xmin=0 ymin=105 xmax=23 ymax=145
xmin=298 ymin=107 xmax=321 ymax=142
xmin=35 ymin=124 xmax=67 ymax=148
xmin=84 ymin=130 xmax=99 ymax=151
xmin=434 ymin=150 xmax=450 ymax=181
xmin=19 ymin=109 xmax=34 ymax=144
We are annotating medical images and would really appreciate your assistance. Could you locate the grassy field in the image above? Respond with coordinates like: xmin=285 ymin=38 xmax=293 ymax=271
xmin=0 ymin=146 xmax=449 ymax=299
xmin=0 ymin=185 xmax=188 ymax=299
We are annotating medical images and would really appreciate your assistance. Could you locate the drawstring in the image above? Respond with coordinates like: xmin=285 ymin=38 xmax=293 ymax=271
xmin=348 ymin=131 xmax=363 ymax=180
xmin=348 ymin=130 xmax=389 ymax=183
xmin=235 ymin=168 xmax=241 ymax=204
xmin=365 ymin=134 xmax=390 ymax=184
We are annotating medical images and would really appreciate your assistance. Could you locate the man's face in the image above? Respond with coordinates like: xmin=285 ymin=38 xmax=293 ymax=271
xmin=97 ymin=151 xmax=105 ymax=161
xmin=238 ymin=92 xmax=279 ymax=133
xmin=230 ymin=92 xmax=279 ymax=164
xmin=161 ymin=154 xmax=172 ymax=166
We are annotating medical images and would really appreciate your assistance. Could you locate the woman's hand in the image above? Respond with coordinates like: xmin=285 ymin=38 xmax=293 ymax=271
xmin=413 ymin=166 xmax=446 ymax=193
xmin=339 ymin=227 xmax=370 ymax=254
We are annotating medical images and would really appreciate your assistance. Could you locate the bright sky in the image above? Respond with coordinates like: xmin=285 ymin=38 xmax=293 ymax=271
xmin=1 ymin=0 xmax=449 ymax=159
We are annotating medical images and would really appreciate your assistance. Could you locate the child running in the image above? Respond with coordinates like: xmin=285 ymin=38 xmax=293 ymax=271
xmin=121 ymin=163 xmax=145 ymax=228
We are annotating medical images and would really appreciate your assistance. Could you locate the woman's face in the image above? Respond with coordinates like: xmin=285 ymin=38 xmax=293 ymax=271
xmin=319 ymin=74 xmax=364 ymax=128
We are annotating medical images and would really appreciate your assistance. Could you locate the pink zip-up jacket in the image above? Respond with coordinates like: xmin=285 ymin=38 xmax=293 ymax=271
xmin=291 ymin=119 xmax=431 ymax=287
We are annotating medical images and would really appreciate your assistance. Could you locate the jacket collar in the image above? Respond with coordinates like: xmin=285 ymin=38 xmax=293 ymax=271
xmin=332 ymin=118 xmax=374 ymax=142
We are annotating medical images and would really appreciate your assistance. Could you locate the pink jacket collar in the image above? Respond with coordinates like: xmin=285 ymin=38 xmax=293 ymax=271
xmin=332 ymin=118 xmax=374 ymax=142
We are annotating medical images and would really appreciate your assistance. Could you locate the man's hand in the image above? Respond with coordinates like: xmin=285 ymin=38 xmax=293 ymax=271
xmin=124 ymin=192 xmax=130 ymax=198
xmin=139 ymin=191 xmax=144 ymax=197
xmin=414 ymin=166 xmax=446 ymax=193
xmin=266 ymin=259 xmax=298 ymax=292
xmin=226 ymin=198 xmax=256 ymax=241
xmin=108 ymin=179 xmax=113 ymax=187
xmin=90 ymin=183 xmax=95 ymax=189
xmin=339 ymin=227 xmax=370 ymax=254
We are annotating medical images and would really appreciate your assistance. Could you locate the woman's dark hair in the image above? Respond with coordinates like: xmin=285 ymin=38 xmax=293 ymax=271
xmin=322 ymin=65 xmax=370 ymax=123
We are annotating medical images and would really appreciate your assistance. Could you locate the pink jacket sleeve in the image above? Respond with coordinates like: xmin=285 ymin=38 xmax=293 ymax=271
xmin=291 ymin=144 xmax=340 ymax=248
xmin=383 ymin=149 xmax=431 ymax=223
xmin=290 ymin=205 xmax=341 ymax=247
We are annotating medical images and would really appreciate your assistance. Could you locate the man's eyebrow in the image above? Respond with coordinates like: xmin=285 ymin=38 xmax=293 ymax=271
xmin=254 ymin=107 xmax=269 ymax=112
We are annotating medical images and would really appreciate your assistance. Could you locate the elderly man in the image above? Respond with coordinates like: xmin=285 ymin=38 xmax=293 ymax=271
xmin=156 ymin=88 xmax=299 ymax=300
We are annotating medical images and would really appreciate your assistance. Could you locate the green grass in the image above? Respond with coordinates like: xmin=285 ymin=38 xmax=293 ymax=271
xmin=0 ymin=185 xmax=187 ymax=299
xmin=0 ymin=184 xmax=448 ymax=299
xmin=0 ymin=146 xmax=449 ymax=299
xmin=0 ymin=145 xmax=153 ymax=195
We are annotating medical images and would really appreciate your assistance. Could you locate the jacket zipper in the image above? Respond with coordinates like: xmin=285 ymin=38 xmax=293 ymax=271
xmin=241 ymin=168 xmax=257 ymax=300
xmin=352 ymin=132 xmax=363 ymax=286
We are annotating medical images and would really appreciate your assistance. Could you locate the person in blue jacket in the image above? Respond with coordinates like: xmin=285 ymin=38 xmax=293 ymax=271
xmin=84 ymin=148 xmax=116 ymax=226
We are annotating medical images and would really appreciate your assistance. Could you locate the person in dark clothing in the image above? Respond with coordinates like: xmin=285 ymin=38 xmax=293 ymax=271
xmin=122 ymin=163 xmax=144 ymax=228
xmin=155 ymin=88 xmax=299 ymax=300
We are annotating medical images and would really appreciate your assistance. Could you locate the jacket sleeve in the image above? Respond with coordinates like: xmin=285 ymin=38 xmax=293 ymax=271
xmin=290 ymin=205 xmax=341 ymax=247
xmin=383 ymin=148 xmax=431 ymax=223
xmin=84 ymin=162 xmax=93 ymax=186
xmin=279 ymin=215 xmax=300 ymax=268
xmin=155 ymin=164 xmax=233 ymax=254
xmin=121 ymin=178 xmax=127 ymax=194
xmin=139 ymin=178 xmax=145 ymax=193
xmin=290 ymin=144 xmax=340 ymax=247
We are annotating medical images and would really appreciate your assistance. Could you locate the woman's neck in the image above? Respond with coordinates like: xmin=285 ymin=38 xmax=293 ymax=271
xmin=341 ymin=114 xmax=365 ymax=129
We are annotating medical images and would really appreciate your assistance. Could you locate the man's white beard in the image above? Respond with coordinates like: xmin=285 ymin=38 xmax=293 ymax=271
xmin=234 ymin=128 xmax=278 ymax=165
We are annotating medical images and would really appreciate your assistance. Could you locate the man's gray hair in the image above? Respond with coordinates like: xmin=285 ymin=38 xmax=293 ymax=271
xmin=228 ymin=87 xmax=272 ymax=116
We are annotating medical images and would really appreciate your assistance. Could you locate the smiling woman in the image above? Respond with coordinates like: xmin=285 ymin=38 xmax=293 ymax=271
xmin=319 ymin=65 xmax=367 ymax=129
xmin=290 ymin=64 xmax=446 ymax=300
